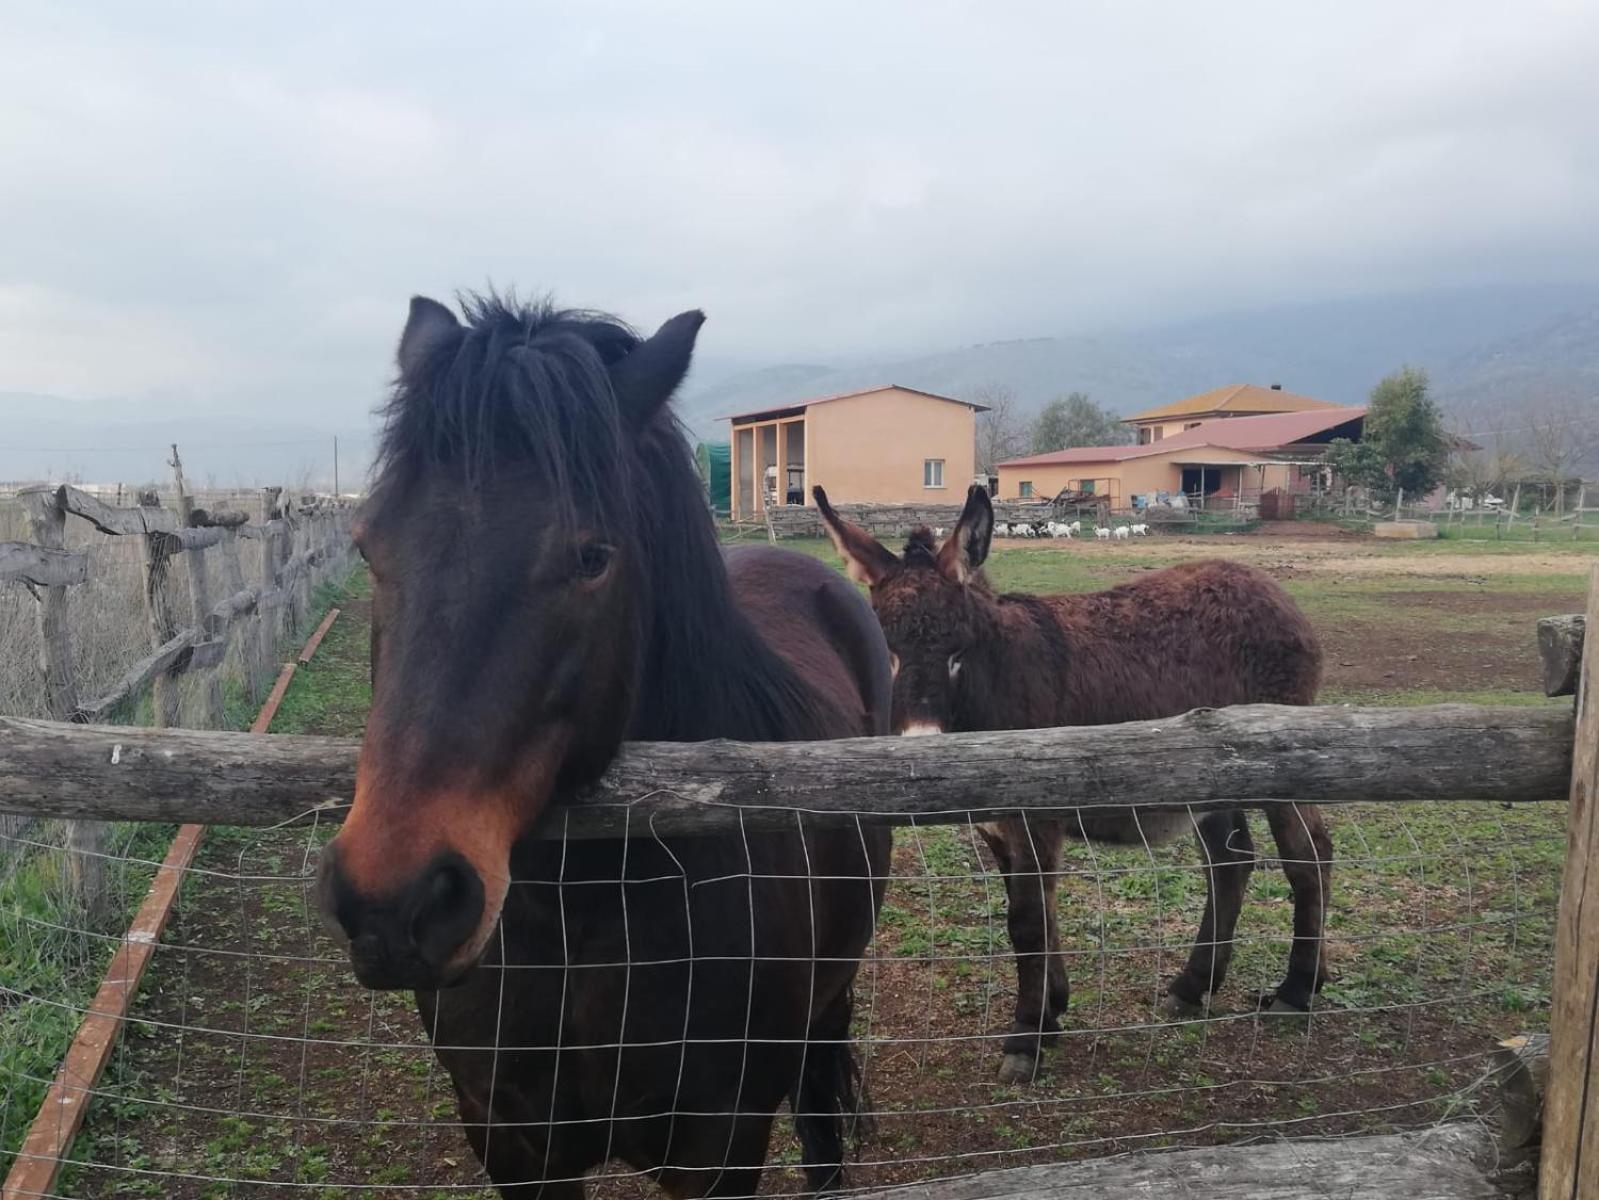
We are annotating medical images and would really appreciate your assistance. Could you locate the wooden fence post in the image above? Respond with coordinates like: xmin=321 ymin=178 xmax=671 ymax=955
xmin=138 ymin=523 xmax=179 ymax=729
xmin=18 ymin=486 xmax=106 ymax=919
xmin=1541 ymin=564 xmax=1599 ymax=1199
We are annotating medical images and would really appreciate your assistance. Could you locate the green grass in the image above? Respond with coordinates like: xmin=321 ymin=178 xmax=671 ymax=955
xmin=266 ymin=572 xmax=373 ymax=738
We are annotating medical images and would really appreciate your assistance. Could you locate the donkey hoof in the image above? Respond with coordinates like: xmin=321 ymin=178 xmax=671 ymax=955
xmin=997 ymin=1052 xmax=1040 ymax=1085
xmin=1265 ymin=997 xmax=1309 ymax=1016
xmin=1161 ymin=992 xmax=1207 ymax=1020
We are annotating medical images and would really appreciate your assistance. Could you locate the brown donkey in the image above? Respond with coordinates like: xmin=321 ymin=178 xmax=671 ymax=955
xmin=815 ymin=483 xmax=1332 ymax=1084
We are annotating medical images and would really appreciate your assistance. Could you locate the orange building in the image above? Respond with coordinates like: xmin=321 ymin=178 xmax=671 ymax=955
xmin=997 ymin=407 xmax=1365 ymax=508
xmin=1126 ymin=383 xmax=1345 ymax=445
xmin=725 ymin=386 xmax=986 ymax=521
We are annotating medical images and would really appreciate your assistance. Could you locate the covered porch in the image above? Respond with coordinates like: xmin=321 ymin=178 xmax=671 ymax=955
xmin=729 ymin=411 xmax=807 ymax=522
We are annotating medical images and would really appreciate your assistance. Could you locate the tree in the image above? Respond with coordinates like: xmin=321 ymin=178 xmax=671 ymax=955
xmin=1326 ymin=366 xmax=1448 ymax=502
xmin=1523 ymin=396 xmax=1598 ymax=515
xmin=972 ymin=383 xmax=1026 ymax=474
xmin=1029 ymin=392 xmax=1131 ymax=454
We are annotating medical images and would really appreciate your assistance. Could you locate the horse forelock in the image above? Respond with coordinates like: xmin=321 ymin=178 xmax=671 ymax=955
xmin=374 ymin=291 xmax=645 ymax=535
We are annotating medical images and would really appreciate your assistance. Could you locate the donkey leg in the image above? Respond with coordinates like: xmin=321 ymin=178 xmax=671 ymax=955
xmin=1260 ymin=802 xmax=1334 ymax=1014
xmin=979 ymin=819 xmax=1064 ymax=1084
xmin=1164 ymin=809 xmax=1254 ymax=1017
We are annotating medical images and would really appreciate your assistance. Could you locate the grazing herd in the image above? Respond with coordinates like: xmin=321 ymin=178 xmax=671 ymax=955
xmin=993 ymin=518 xmax=1148 ymax=539
xmin=322 ymin=293 xmax=1332 ymax=1197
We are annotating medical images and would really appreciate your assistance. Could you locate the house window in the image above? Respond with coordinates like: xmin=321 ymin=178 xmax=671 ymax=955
xmin=1185 ymin=421 xmax=1203 ymax=431
xmin=1018 ymin=481 xmax=1033 ymax=498
xmin=1153 ymin=427 xmax=1164 ymax=441
xmin=924 ymin=458 xmax=945 ymax=488
xmin=1138 ymin=428 xmax=1153 ymax=445
xmin=1080 ymin=480 xmax=1096 ymax=495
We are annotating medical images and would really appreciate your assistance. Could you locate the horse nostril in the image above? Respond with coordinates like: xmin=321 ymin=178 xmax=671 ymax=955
xmin=407 ymin=853 xmax=486 ymax=971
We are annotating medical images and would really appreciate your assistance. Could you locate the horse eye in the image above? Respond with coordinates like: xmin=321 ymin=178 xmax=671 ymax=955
xmin=948 ymin=652 xmax=963 ymax=679
xmin=575 ymin=543 xmax=615 ymax=581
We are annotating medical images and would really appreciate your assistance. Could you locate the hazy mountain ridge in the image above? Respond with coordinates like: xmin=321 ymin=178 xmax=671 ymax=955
xmin=676 ymin=284 xmax=1599 ymax=442
xmin=4 ymin=285 xmax=1596 ymax=488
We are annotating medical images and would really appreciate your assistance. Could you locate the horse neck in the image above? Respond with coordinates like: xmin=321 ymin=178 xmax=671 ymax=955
xmin=625 ymin=434 xmax=821 ymax=743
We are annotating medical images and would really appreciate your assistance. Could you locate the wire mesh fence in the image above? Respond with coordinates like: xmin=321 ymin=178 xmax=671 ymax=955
xmin=0 ymin=791 xmax=1563 ymax=1198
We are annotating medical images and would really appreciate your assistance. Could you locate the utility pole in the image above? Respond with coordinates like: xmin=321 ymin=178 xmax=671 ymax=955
xmin=168 ymin=443 xmax=193 ymax=524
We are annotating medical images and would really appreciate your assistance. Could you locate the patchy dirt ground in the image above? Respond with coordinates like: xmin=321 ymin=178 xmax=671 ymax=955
xmin=57 ymin=532 xmax=1586 ymax=1197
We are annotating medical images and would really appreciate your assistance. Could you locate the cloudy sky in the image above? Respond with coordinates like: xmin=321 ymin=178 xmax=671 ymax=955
xmin=3 ymin=1 xmax=1598 ymax=480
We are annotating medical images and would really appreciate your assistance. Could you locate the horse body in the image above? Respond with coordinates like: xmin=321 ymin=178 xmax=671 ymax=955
xmin=814 ymin=485 xmax=1332 ymax=1085
xmin=321 ymin=296 xmax=889 ymax=1197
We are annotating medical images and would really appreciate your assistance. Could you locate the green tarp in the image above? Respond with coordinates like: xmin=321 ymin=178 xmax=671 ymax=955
xmin=696 ymin=442 xmax=731 ymax=516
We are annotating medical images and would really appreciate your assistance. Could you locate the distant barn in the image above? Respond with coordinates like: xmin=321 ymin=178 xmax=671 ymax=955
xmin=724 ymin=385 xmax=986 ymax=521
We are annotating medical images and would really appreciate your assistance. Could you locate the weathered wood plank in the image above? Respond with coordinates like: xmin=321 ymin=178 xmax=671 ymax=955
xmin=0 ymin=703 xmax=1573 ymax=833
xmin=853 ymin=1123 xmax=1509 ymax=1200
xmin=1539 ymin=614 xmax=1586 ymax=698
xmin=58 ymin=485 xmax=179 ymax=535
xmin=0 ymin=541 xmax=89 ymax=587
xmin=163 ymin=525 xmax=226 ymax=553
xmin=72 ymin=628 xmax=199 ymax=723
xmin=1541 ymin=567 xmax=1599 ymax=1200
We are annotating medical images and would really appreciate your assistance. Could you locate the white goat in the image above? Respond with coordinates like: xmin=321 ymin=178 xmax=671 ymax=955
xmin=1113 ymin=525 xmax=1131 ymax=540
xmin=1094 ymin=526 xmax=1112 ymax=540
xmin=1130 ymin=523 xmax=1149 ymax=536
xmin=1068 ymin=520 xmax=1082 ymax=535
xmin=993 ymin=522 xmax=1011 ymax=537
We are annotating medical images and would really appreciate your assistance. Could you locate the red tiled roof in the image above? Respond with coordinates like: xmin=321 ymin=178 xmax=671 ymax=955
xmin=723 ymin=384 xmax=988 ymax=424
xmin=997 ymin=407 xmax=1365 ymax=469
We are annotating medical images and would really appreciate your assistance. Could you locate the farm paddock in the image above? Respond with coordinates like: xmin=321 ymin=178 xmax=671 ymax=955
xmin=2 ymin=529 xmax=1592 ymax=1197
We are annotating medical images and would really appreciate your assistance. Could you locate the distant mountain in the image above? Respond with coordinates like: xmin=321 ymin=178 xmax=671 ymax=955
xmin=1431 ymin=306 xmax=1599 ymax=417
xmin=675 ymin=283 xmax=1599 ymax=444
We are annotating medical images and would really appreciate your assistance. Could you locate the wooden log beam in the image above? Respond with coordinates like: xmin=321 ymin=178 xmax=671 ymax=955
xmin=0 ymin=702 xmax=1573 ymax=834
xmin=71 ymin=628 xmax=200 ymax=723
xmin=853 ymin=1123 xmax=1508 ymax=1200
xmin=0 ymin=541 xmax=89 ymax=587
xmin=57 ymin=485 xmax=179 ymax=535
xmin=1540 ymin=614 xmax=1586 ymax=698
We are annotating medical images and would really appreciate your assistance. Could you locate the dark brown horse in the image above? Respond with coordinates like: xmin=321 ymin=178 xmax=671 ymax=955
xmin=317 ymin=294 xmax=892 ymax=1197
xmin=814 ymin=484 xmax=1331 ymax=1085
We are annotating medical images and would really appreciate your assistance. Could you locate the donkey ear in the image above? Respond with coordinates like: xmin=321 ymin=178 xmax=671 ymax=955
xmin=937 ymin=485 xmax=993 ymax=584
xmin=610 ymin=309 xmax=706 ymax=426
xmin=397 ymin=296 xmax=460 ymax=378
xmin=813 ymin=485 xmax=897 ymax=587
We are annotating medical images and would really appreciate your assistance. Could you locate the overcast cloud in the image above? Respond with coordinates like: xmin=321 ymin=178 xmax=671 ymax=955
xmin=3 ymin=1 xmax=1598 ymax=467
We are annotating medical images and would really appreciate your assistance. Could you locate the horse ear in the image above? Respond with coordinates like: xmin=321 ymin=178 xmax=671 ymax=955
xmin=813 ymin=486 xmax=897 ymax=587
xmin=610 ymin=309 xmax=706 ymax=426
xmin=397 ymin=296 xmax=460 ymax=378
xmin=937 ymin=485 xmax=993 ymax=584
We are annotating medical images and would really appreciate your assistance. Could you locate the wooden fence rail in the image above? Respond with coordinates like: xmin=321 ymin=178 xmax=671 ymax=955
xmin=0 ymin=701 xmax=1574 ymax=836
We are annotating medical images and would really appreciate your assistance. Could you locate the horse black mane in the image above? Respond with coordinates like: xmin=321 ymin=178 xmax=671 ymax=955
xmin=373 ymin=290 xmax=837 ymax=744
xmin=376 ymin=292 xmax=641 ymax=533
